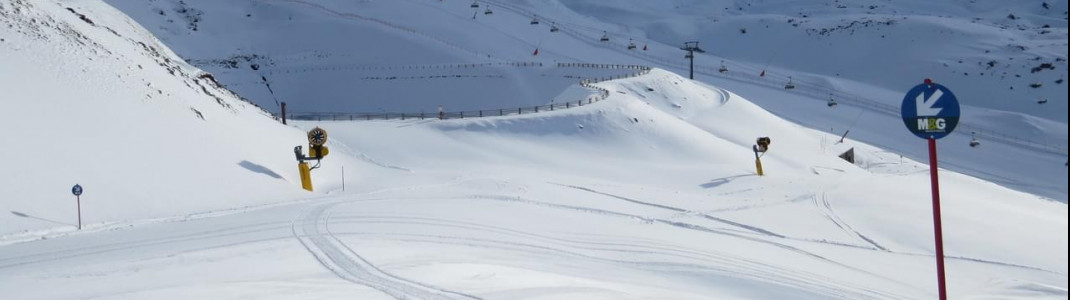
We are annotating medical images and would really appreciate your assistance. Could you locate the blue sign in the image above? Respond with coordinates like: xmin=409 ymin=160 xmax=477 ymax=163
xmin=72 ymin=184 xmax=83 ymax=196
xmin=901 ymin=82 xmax=960 ymax=140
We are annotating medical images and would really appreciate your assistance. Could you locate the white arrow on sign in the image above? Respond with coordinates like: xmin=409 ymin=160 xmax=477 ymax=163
xmin=916 ymin=89 xmax=943 ymax=116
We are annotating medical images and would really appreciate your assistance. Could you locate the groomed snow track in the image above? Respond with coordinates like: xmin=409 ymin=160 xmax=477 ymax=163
xmin=292 ymin=201 xmax=483 ymax=300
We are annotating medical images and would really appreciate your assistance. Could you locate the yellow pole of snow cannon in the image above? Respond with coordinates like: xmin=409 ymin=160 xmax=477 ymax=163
xmin=753 ymin=137 xmax=771 ymax=176
xmin=299 ymin=161 xmax=313 ymax=191
xmin=295 ymin=127 xmax=330 ymax=192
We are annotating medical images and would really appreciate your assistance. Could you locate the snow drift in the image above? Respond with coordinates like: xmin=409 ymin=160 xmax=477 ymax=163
xmin=0 ymin=0 xmax=362 ymax=238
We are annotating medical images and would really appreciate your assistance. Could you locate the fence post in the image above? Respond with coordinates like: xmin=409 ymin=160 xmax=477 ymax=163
xmin=535 ymin=106 xmax=539 ymax=113
xmin=566 ymin=102 xmax=570 ymax=108
xmin=280 ymin=102 xmax=287 ymax=125
xmin=460 ymin=112 xmax=464 ymax=119
xmin=519 ymin=108 xmax=522 ymax=115
xmin=479 ymin=111 xmax=483 ymax=117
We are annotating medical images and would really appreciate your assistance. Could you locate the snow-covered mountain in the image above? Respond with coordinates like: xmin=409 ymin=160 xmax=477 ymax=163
xmin=101 ymin=0 xmax=1067 ymax=200
xmin=0 ymin=0 xmax=1066 ymax=299
xmin=556 ymin=0 xmax=1068 ymax=121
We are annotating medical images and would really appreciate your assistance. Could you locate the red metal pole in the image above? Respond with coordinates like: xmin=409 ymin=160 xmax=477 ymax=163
xmin=77 ymin=195 xmax=82 ymax=230
xmin=928 ymin=137 xmax=948 ymax=300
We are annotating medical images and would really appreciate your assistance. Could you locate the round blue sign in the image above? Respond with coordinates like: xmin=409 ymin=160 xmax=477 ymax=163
xmin=901 ymin=82 xmax=960 ymax=140
xmin=72 ymin=184 xmax=83 ymax=196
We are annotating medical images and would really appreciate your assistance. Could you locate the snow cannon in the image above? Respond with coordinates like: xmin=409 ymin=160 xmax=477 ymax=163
xmin=753 ymin=137 xmax=771 ymax=176
xmin=755 ymin=137 xmax=771 ymax=153
xmin=294 ymin=127 xmax=330 ymax=191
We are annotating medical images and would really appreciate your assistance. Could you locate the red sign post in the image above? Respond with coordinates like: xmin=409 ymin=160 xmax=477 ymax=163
xmin=928 ymin=138 xmax=947 ymax=299
xmin=901 ymin=80 xmax=959 ymax=300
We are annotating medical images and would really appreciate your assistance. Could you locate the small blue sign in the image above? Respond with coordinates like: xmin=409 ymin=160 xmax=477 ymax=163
xmin=72 ymin=184 xmax=83 ymax=196
xmin=901 ymin=82 xmax=960 ymax=140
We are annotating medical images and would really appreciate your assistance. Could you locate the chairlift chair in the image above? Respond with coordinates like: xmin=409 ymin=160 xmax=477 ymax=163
xmin=484 ymin=6 xmax=493 ymax=15
xmin=627 ymin=39 xmax=637 ymax=50
xmin=718 ymin=61 xmax=728 ymax=73
xmin=827 ymin=95 xmax=838 ymax=107
xmin=530 ymin=15 xmax=540 ymax=25
xmin=1038 ymin=98 xmax=1048 ymax=104
xmin=600 ymin=31 xmax=610 ymax=42
xmin=470 ymin=1 xmax=479 ymax=8
xmin=784 ymin=76 xmax=796 ymax=89
xmin=969 ymin=132 xmax=980 ymax=148
xmin=550 ymin=22 xmax=559 ymax=32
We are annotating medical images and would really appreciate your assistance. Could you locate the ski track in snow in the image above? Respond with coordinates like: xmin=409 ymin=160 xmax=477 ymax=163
xmin=291 ymin=201 xmax=482 ymax=300
xmin=0 ymin=221 xmax=289 ymax=270
xmin=812 ymin=193 xmax=889 ymax=252
xmin=555 ymin=183 xmax=787 ymax=238
xmin=554 ymin=183 xmax=1064 ymax=276
xmin=462 ymin=194 xmax=914 ymax=299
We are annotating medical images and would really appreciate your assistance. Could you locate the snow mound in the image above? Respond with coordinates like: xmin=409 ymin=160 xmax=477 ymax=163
xmin=0 ymin=0 xmax=366 ymax=237
xmin=308 ymin=68 xmax=1065 ymax=299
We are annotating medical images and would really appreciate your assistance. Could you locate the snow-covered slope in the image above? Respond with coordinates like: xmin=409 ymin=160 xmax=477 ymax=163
xmin=549 ymin=0 xmax=1068 ymax=121
xmin=103 ymin=0 xmax=1068 ymax=122
xmin=2 ymin=66 xmax=1063 ymax=299
xmin=0 ymin=1 xmax=1065 ymax=299
xmin=101 ymin=0 xmax=1067 ymax=202
xmin=0 ymin=0 xmax=364 ymax=237
xmin=317 ymin=68 xmax=1067 ymax=299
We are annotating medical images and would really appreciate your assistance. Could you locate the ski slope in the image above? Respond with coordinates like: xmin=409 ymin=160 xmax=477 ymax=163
xmin=1 ymin=0 xmax=1067 ymax=299
xmin=2 ymin=65 xmax=1066 ymax=298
